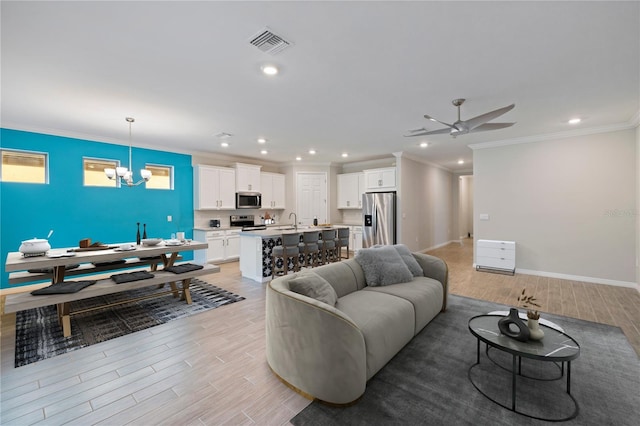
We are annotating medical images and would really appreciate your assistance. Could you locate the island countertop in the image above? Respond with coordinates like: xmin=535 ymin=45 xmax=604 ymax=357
xmin=239 ymin=225 xmax=348 ymax=238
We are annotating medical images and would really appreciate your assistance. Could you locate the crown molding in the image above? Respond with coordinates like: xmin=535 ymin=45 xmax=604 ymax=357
xmin=468 ymin=121 xmax=637 ymax=150
xmin=394 ymin=151 xmax=453 ymax=172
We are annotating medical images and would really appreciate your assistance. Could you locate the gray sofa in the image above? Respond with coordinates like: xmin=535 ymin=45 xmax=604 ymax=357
xmin=266 ymin=249 xmax=448 ymax=405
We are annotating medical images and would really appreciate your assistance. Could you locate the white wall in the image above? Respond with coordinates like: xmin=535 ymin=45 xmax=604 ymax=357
xmin=636 ymin=124 xmax=639 ymax=287
xmin=458 ymin=175 xmax=474 ymax=239
xmin=473 ymin=128 xmax=637 ymax=286
xmin=398 ymin=155 xmax=453 ymax=251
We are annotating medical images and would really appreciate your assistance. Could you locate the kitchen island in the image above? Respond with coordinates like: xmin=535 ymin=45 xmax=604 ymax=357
xmin=239 ymin=226 xmax=347 ymax=283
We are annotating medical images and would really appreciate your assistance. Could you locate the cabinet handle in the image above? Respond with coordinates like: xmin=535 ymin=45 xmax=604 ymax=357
xmin=248 ymin=184 xmax=252 ymax=190
xmin=347 ymin=200 xmax=350 ymax=206
xmin=378 ymin=179 xmax=382 ymax=186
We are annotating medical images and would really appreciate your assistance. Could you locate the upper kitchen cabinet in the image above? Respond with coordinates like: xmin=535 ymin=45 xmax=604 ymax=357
xmin=261 ymin=172 xmax=286 ymax=209
xmin=194 ymin=165 xmax=236 ymax=210
xmin=337 ymin=172 xmax=365 ymax=209
xmin=234 ymin=163 xmax=261 ymax=192
xmin=364 ymin=167 xmax=396 ymax=191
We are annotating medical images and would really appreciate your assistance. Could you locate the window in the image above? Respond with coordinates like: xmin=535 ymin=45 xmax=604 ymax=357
xmin=83 ymin=158 xmax=118 ymax=187
xmin=1 ymin=149 xmax=48 ymax=183
xmin=145 ymin=164 xmax=173 ymax=190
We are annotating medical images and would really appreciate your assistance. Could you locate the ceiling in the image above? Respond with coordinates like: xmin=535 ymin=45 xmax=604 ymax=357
xmin=2 ymin=1 xmax=639 ymax=171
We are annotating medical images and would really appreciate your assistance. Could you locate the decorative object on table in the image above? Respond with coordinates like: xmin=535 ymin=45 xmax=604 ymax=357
xmin=79 ymin=238 xmax=91 ymax=248
xmin=518 ymin=288 xmax=545 ymax=340
xmin=103 ymin=117 xmax=152 ymax=186
xmin=136 ymin=222 xmax=141 ymax=245
xmin=141 ymin=238 xmax=162 ymax=246
xmin=14 ymin=278 xmax=245 ymax=367
xmin=497 ymin=307 xmax=530 ymax=342
xmin=143 ymin=223 xmax=147 ymax=239
xmin=19 ymin=237 xmax=51 ymax=257
xmin=313 ymin=216 xmax=318 ymax=226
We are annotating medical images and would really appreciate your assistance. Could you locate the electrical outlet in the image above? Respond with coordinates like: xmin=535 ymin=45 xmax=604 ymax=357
xmin=167 ymin=215 xmax=172 ymax=222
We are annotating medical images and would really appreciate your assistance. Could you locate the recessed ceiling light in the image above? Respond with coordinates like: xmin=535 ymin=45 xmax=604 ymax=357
xmin=458 ymin=160 xmax=464 ymax=165
xmin=341 ymin=153 xmax=348 ymax=158
xmin=257 ymin=138 xmax=267 ymax=144
xmin=568 ymin=118 xmax=581 ymax=125
xmin=296 ymin=156 xmax=302 ymax=161
xmin=260 ymin=150 xmax=268 ymax=155
xmin=420 ymin=142 xmax=428 ymax=148
xmin=221 ymin=142 xmax=229 ymax=148
xmin=261 ymin=65 xmax=278 ymax=75
xmin=309 ymin=149 xmax=316 ymax=155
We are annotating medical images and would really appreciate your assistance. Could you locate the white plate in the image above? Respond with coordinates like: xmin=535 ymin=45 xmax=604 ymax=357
xmin=164 ymin=240 xmax=183 ymax=246
xmin=114 ymin=247 xmax=137 ymax=252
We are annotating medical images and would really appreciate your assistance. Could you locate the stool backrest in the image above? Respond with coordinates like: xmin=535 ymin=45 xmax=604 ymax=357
xmin=322 ymin=229 xmax=336 ymax=241
xmin=281 ymin=233 xmax=301 ymax=247
xmin=337 ymin=228 xmax=349 ymax=238
xmin=303 ymin=231 xmax=319 ymax=244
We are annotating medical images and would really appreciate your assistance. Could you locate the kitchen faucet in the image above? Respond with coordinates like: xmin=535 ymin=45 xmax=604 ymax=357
xmin=289 ymin=212 xmax=297 ymax=230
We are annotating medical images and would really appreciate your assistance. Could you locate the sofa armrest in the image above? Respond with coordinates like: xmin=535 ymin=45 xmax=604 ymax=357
xmin=412 ymin=252 xmax=448 ymax=311
xmin=266 ymin=280 xmax=367 ymax=404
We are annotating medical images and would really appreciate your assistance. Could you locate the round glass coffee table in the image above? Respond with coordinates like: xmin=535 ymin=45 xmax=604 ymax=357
xmin=468 ymin=314 xmax=580 ymax=421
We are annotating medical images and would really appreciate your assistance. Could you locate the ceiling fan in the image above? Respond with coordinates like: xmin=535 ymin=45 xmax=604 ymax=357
xmin=405 ymin=98 xmax=515 ymax=138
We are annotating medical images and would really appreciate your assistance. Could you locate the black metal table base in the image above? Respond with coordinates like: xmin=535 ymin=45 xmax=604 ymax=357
xmin=469 ymin=340 xmax=579 ymax=422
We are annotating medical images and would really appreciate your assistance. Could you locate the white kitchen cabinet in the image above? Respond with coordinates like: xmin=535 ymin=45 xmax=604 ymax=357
xmin=194 ymin=165 xmax=236 ymax=210
xmin=235 ymin=163 xmax=261 ymax=192
xmin=194 ymin=229 xmax=241 ymax=263
xmin=351 ymin=225 xmax=363 ymax=252
xmin=260 ymin=172 xmax=286 ymax=209
xmin=364 ymin=167 xmax=396 ymax=191
xmin=337 ymin=172 xmax=365 ymax=209
xmin=476 ymin=239 xmax=516 ymax=275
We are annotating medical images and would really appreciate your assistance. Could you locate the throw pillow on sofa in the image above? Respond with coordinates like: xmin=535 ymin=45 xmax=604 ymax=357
xmin=393 ymin=244 xmax=424 ymax=277
xmin=289 ymin=271 xmax=338 ymax=306
xmin=355 ymin=245 xmax=413 ymax=287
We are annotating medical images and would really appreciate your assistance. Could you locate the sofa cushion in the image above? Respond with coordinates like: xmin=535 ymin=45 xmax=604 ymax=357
xmin=363 ymin=277 xmax=444 ymax=334
xmin=355 ymin=246 xmax=413 ymax=287
xmin=393 ymin=244 xmax=424 ymax=277
xmin=289 ymin=271 xmax=338 ymax=306
xmin=313 ymin=259 xmax=366 ymax=297
xmin=336 ymin=290 xmax=415 ymax=379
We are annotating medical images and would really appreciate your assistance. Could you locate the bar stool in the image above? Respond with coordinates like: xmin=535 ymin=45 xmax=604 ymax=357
xmin=320 ymin=229 xmax=338 ymax=265
xmin=335 ymin=227 xmax=350 ymax=260
xmin=272 ymin=233 xmax=301 ymax=278
xmin=299 ymin=231 xmax=320 ymax=268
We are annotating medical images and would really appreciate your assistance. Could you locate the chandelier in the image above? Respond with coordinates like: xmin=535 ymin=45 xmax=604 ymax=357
xmin=104 ymin=117 xmax=152 ymax=186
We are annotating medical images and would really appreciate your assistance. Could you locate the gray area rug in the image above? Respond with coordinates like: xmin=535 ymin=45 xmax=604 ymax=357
xmin=292 ymin=295 xmax=640 ymax=425
xmin=14 ymin=278 xmax=244 ymax=367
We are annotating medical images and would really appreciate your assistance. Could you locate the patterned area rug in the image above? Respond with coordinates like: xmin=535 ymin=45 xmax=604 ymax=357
xmin=14 ymin=279 xmax=244 ymax=367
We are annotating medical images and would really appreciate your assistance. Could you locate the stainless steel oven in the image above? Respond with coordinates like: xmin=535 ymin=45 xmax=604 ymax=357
xmin=236 ymin=192 xmax=261 ymax=209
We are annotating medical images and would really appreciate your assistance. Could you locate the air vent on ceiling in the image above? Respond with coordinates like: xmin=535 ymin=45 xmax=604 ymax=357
xmin=249 ymin=27 xmax=292 ymax=55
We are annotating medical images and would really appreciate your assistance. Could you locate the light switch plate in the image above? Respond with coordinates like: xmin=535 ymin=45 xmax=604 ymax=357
xmin=479 ymin=213 xmax=490 ymax=221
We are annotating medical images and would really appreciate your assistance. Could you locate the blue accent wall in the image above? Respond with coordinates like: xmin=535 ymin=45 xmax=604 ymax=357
xmin=0 ymin=128 xmax=194 ymax=289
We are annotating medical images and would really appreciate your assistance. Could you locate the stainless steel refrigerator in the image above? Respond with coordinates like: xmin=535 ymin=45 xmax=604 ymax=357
xmin=362 ymin=192 xmax=396 ymax=247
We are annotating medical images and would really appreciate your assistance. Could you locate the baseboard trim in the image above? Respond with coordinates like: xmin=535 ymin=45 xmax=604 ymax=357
xmin=515 ymin=268 xmax=637 ymax=290
xmin=423 ymin=240 xmax=460 ymax=252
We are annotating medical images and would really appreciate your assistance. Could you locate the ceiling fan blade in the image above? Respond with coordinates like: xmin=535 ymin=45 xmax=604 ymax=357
xmin=463 ymin=104 xmax=515 ymax=130
xmin=468 ymin=122 xmax=515 ymax=133
xmin=423 ymin=114 xmax=455 ymax=129
xmin=404 ymin=127 xmax=452 ymax=137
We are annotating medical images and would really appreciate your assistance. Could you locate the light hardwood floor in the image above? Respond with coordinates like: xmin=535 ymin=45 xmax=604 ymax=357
xmin=1 ymin=240 xmax=638 ymax=425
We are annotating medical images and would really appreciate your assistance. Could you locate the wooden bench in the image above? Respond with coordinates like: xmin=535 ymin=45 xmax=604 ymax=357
xmin=6 ymin=256 xmax=180 ymax=285
xmin=4 ymin=263 xmax=220 ymax=337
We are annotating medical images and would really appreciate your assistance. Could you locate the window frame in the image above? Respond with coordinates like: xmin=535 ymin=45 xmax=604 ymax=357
xmin=0 ymin=148 xmax=49 ymax=184
xmin=82 ymin=157 xmax=122 ymax=188
xmin=145 ymin=163 xmax=174 ymax=190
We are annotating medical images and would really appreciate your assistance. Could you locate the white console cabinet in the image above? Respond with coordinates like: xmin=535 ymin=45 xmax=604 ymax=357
xmin=476 ymin=240 xmax=516 ymax=275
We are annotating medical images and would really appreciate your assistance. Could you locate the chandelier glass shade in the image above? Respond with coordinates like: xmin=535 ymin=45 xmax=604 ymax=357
xmin=104 ymin=117 xmax=152 ymax=187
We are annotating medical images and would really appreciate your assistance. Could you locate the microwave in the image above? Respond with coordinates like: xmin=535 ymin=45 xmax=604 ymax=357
xmin=236 ymin=192 xmax=261 ymax=209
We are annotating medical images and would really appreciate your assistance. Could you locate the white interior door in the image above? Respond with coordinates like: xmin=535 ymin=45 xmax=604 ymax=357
xmin=296 ymin=172 xmax=327 ymax=225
